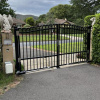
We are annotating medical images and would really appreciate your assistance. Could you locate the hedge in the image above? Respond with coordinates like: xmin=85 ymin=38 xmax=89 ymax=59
xmin=92 ymin=13 xmax=100 ymax=64
xmin=84 ymin=13 xmax=100 ymax=63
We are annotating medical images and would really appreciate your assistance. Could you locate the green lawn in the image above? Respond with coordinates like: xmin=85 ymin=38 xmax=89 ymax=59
xmin=13 ymin=35 xmax=69 ymax=42
xmin=34 ymin=42 xmax=84 ymax=53
xmin=69 ymin=34 xmax=83 ymax=37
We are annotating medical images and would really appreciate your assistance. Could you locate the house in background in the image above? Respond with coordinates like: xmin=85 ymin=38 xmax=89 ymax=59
xmin=13 ymin=18 xmax=26 ymax=28
xmin=38 ymin=21 xmax=45 ymax=26
xmin=54 ymin=18 xmax=74 ymax=25
xmin=39 ymin=18 xmax=74 ymax=26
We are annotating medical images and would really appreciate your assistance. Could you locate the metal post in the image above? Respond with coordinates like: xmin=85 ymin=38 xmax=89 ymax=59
xmin=87 ymin=26 xmax=91 ymax=62
xmin=90 ymin=26 xmax=93 ymax=61
xmin=57 ymin=24 xmax=60 ymax=68
xmin=14 ymin=27 xmax=21 ymax=72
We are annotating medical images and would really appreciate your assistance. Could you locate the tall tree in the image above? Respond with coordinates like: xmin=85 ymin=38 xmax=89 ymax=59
xmin=0 ymin=0 xmax=15 ymax=16
xmin=38 ymin=14 xmax=46 ymax=22
xmin=46 ymin=12 xmax=55 ymax=25
xmin=70 ymin=0 xmax=100 ymax=18
xmin=70 ymin=0 xmax=100 ymax=26
xmin=49 ymin=4 xmax=73 ymax=21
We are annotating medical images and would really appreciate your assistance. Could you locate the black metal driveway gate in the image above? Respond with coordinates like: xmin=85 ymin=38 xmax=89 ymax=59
xmin=14 ymin=24 xmax=91 ymax=73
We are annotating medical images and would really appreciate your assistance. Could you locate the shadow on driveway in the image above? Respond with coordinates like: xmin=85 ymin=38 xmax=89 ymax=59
xmin=1 ymin=64 xmax=100 ymax=100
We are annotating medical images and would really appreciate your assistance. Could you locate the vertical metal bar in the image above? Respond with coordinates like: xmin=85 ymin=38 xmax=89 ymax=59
xmin=69 ymin=25 xmax=70 ymax=64
xmin=14 ymin=27 xmax=21 ymax=71
xmin=17 ymin=31 xmax=21 ymax=71
xmin=79 ymin=27 xmax=81 ymax=62
xmin=42 ymin=26 xmax=44 ymax=68
xmin=39 ymin=27 xmax=41 ymax=69
xmin=71 ymin=25 xmax=72 ymax=64
xmin=57 ymin=24 xmax=60 ymax=68
xmin=78 ymin=26 xmax=80 ymax=63
xmin=61 ymin=25 xmax=62 ymax=65
xmin=50 ymin=25 xmax=53 ymax=67
xmin=80 ymin=27 xmax=82 ymax=62
xmin=48 ymin=25 xmax=50 ymax=67
xmin=18 ymin=34 xmax=21 ymax=71
xmin=25 ymin=29 xmax=28 ymax=70
xmin=29 ymin=28 xmax=31 ymax=70
xmin=66 ymin=25 xmax=68 ymax=64
xmin=22 ymin=29 xmax=25 ymax=70
xmin=74 ymin=26 xmax=76 ymax=62
xmin=32 ymin=28 xmax=35 ymax=70
xmin=36 ymin=27 xmax=38 ymax=69
xmin=84 ymin=28 xmax=86 ymax=62
xmin=64 ymin=24 xmax=65 ymax=64
xmin=54 ymin=25 xmax=55 ymax=67
xmin=84 ymin=28 xmax=86 ymax=61
xmin=45 ymin=25 xmax=47 ymax=68
xmin=87 ymin=27 xmax=90 ymax=62
xmin=73 ymin=25 xmax=75 ymax=63
xmin=81 ymin=27 xmax=83 ymax=62
xmin=76 ymin=26 xmax=78 ymax=62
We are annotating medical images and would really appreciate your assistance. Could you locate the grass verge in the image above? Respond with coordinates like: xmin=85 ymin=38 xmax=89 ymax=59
xmin=0 ymin=72 xmax=23 ymax=95
xmin=0 ymin=73 xmax=15 ymax=88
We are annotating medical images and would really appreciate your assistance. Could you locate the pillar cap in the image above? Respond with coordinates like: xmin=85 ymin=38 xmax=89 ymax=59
xmin=1 ymin=30 xmax=11 ymax=34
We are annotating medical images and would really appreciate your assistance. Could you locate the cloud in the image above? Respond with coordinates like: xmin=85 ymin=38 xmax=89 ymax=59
xmin=8 ymin=0 xmax=70 ymax=16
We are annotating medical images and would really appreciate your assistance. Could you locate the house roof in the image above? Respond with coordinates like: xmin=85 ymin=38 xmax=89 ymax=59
xmin=38 ymin=22 xmax=45 ymax=26
xmin=54 ymin=18 xmax=74 ymax=25
xmin=39 ymin=18 xmax=74 ymax=26
xmin=13 ymin=18 xmax=26 ymax=25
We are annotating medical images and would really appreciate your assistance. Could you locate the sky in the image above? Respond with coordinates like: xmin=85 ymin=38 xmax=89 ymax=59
xmin=7 ymin=0 xmax=70 ymax=16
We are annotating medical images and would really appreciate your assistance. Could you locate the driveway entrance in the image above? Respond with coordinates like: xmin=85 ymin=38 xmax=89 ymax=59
xmin=1 ymin=64 xmax=100 ymax=100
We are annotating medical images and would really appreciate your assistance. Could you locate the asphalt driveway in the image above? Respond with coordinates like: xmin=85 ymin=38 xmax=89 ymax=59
xmin=0 ymin=64 xmax=100 ymax=100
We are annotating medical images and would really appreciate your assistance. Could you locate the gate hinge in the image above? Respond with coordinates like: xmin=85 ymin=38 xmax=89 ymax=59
xmin=18 ymin=57 xmax=21 ymax=62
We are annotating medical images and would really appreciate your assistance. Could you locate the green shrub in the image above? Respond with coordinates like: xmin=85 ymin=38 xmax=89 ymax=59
xmin=23 ymin=24 xmax=31 ymax=28
xmin=92 ymin=13 xmax=100 ymax=64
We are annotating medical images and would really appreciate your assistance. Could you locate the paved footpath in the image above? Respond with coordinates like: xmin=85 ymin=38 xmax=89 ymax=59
xmin=0 ymin=64 xmax=100 ymax=100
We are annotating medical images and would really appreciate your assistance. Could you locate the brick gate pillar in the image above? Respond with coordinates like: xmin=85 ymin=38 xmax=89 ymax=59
xmin=1 ymin=30 xmax=15 ymax=74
